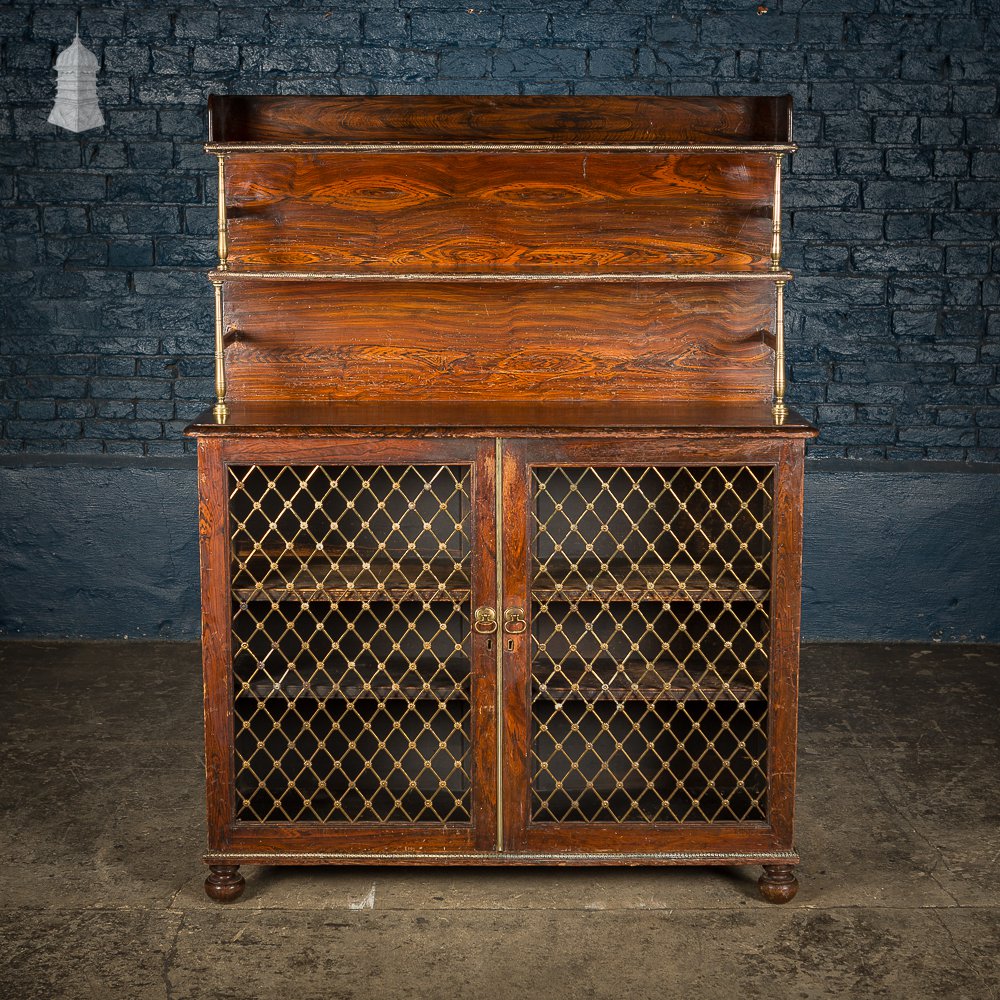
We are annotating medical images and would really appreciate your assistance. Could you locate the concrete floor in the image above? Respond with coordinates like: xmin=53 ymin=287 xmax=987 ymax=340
xmin=1 ymin=642 xmax=998 ymax=1000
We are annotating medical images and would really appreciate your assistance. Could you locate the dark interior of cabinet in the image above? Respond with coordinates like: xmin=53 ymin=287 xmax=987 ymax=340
xmin=528 ymin=465 xmax=772 ymax=824
xmin=228 ymin=463 xmax=473 ymax=825
xmin=224 ymin=459 xmax=773 ymax=827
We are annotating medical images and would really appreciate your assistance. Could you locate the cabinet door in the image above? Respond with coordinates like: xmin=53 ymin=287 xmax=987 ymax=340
xmin=200 ymin=437 xmax=499 ymax=855
xmin=501 ymin=439 xmax=803 ymax=856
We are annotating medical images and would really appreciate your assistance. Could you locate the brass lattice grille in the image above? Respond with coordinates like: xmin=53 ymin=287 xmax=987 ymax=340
xmin=530 ymin=465 xmax=773 ymax=824
xmin=228 ymin=464 xmax=473 ymax=824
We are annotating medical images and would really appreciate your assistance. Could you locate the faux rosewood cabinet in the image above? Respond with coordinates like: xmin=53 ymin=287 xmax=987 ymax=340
xmin=186 ymin=95 xmax=817 ymax=904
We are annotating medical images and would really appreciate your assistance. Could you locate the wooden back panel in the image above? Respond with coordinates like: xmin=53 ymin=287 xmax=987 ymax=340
xmin=221 ymin=279 xmax=775 ymax=403
xmin=224 ymin=152 xmax=774 ymax=273
xmin=208 ymin=95 xmax=791 ymax=406
xmin=209 ymin=95 xmax=792 ymax=146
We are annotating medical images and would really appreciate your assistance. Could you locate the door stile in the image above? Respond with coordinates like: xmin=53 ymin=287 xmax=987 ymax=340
xmin=499 ymin=439 xmax=533 ymax=851
xmin=470 ymin=439 xmax=500 ymax=850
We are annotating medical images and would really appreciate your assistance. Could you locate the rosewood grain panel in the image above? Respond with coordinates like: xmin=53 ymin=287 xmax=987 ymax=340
xmin=220 ymin=279 xmax=776 ymax=403
xmin=209 ymin=95 xmax=792 ymax=145
xmin=219 ymin=436 xmax=498 ymax=465
xmin=223 ymin=153 xmax=774 ymax=273
xmin=512 ymin=437 xmax=788 ymax=467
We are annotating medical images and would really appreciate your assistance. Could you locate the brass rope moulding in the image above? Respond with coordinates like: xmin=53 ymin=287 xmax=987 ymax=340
xmin=205 ymin=850 xmax=800 ymax=864
xmin=206 ymin=270 xmax=796 ymax=284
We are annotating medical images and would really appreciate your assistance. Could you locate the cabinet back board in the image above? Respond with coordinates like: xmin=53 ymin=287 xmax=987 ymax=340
xmin=222 ymin=152 xmax=775 ymax=273
xmin=220 ymin=278 xmax=776 ymax=403
xmin=208 ymin=95 xmax=792 ymax=145
xmin=208 ymin=95 xmax=792 ymax=406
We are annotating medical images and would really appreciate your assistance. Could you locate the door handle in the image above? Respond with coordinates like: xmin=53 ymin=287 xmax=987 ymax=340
xmin=474 ymin=607 xmax=498 ymax=634
xmin=503 ymin=608 xmax=526 ymax=635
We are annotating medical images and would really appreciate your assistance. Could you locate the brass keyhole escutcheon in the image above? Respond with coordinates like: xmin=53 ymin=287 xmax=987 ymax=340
xmin=474 ymin=607 xmax=498 ymax=634
xmin=503 ymin=608 xmax=526 ymax=635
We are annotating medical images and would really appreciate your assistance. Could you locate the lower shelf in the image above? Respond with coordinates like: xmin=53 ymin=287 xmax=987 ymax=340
xmin=233 ymin=652 xmax=471 ymax=702
xmin=529 ymin=780 xmax=767 ymax=825
xmin=534 ymin=658 xmax=765 ymax=703
xmin=232 ymin=656 xmax=764 ymax=705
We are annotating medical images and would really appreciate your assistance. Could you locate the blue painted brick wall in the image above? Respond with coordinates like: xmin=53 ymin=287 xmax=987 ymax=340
xmin=2 ymin=1 xmax=999 ymax=461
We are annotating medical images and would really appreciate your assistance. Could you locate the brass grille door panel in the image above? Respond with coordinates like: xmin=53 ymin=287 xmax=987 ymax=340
xmin=501 ymin=441 xmax=789 ymax=854
xmin=217 ymin=440 xmax=498 ymax=852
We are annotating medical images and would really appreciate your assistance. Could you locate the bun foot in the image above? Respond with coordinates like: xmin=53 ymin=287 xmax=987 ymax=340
xmin=205 ymin=864 xmax=245 ymax=902
xmin=758 ymin=864 xmax=798 ymax=904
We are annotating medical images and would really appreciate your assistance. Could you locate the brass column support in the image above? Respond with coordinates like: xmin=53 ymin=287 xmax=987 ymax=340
xmin=216 ymin=153 xmax=228 ymax=271
xmin=773 ymin=279 xmax=788 ymax=421
xmin=212 ymin=279 xmax=227 ymax=421
xmin=770 ymin=153 xmax=783 ymax=272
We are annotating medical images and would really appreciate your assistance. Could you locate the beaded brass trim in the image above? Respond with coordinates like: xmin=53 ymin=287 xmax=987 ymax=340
xmin=205 ymin=849 xmax=799 ymax=863
xmin=205 ymin=142 xmax=798 ymax=155
xmin=207 ymin=270 xmax=795 ymax=283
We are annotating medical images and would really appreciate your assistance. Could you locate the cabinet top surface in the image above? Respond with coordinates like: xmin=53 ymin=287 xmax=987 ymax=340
xmin=207 ymin=94 xmax=793 ymax=147
xmin=185 ymin=400 xmax=817 ymax=439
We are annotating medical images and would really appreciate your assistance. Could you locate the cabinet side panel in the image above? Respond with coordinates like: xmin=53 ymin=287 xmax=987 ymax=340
xmin=223 ymin=153 xmax=773 ymax=273
xmin=198 ymin=438 xmax=235 ymax=849
xmin=767 ymin=439 xmax=805 ymax=846
xmin=221 ymin=279 xmax=775 ymax=404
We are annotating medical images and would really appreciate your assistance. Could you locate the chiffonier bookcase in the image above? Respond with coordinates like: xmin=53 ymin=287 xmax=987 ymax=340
xmin=186 ymin=95 xmax=816 ymax=904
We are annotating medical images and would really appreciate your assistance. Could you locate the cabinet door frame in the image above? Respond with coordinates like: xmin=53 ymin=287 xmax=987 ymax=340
xmin=500 ymin=436 xmax=804 ymax=856
xmin=199 ymin=435 xmax=499 ymax=856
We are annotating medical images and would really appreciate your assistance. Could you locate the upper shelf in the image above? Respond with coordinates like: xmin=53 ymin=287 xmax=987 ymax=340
xmin=184 ymin=400 xmax=817 ymax=439
xmin=207 ymin=95 xmax=794 ymax=149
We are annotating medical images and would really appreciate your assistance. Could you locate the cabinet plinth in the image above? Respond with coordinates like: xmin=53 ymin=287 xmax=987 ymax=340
xmin=187 ymin=95 xmax=815 ymax=902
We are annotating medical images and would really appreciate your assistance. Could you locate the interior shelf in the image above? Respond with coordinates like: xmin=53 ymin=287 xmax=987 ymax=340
xmin=231 ymin=548 xmax=471 ymax=602
xmin=233 ymin=652 xmax=471 ymax=702
xmin=532 ymin=556 xmax=769 ymax=602
xmin=533 ymin=658 xmax=766 ymax=703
